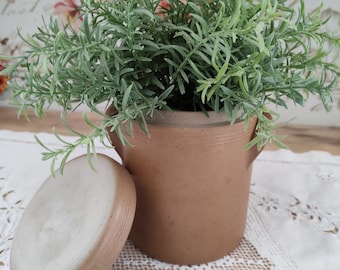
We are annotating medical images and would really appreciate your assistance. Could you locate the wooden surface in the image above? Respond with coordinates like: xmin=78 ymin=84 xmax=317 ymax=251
xmin=0 ymin=106 xmax=102 ymax=135
xmin=1 ymin=106 xmax=339 ymax=155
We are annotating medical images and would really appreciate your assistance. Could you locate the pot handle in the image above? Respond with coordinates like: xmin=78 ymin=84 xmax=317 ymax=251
xmin=247 ymin=113 xmax=272 ymax=168
xmin=105 ymin=106 xmax=124 ymax=158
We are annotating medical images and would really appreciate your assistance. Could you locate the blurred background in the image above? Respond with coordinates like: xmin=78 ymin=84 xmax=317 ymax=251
xmin=1 ymin=0 xmax=339 ymax=127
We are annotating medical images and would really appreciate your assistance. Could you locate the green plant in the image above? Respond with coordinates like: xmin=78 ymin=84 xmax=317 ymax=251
xmin=1 ymin=0 xmax=340 ymax=171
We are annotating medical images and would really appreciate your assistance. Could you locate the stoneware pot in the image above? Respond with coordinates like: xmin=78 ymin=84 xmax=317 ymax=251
xmin=107 ymin=108 xmax=261 ymax=265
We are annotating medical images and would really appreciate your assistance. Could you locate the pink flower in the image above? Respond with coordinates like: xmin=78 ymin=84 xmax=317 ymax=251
xmin=156 ymin=0 xmax=188 ymax=17
xmin=0 ymin=64 xmax=8 ymax=95
xmin=159 ymin=0 xmax=171 ymax=10
xmin=156 ymin=0 xmax=171 ymax=17
xmin=54 ymin=0 xmax=83 ymax=31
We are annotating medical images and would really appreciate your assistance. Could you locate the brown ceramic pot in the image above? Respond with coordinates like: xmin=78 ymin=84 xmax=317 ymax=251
xmin=107 ymin=109 xmax=261 ymax=265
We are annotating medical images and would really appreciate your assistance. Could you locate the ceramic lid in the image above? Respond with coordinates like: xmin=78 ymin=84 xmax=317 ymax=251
xmin=10 ymin=154 xmax=136 ymax=270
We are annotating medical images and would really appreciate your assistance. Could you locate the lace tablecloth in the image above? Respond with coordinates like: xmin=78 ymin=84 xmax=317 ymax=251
xmin=0 ymin=130 xmax=339 ymax=270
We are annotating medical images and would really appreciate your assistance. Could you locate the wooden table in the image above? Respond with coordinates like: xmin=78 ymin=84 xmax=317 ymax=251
xmin=1 ymin=106 xmax=339 ymax=155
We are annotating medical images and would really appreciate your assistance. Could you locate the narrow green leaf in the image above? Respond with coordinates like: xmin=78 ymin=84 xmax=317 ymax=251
xmin=122 ymin=84 xmax=133 ymax=111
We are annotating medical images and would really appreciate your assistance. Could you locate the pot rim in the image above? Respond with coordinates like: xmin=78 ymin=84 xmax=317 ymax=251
xmin=145 ymin=110 xmax=244 ymax=128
